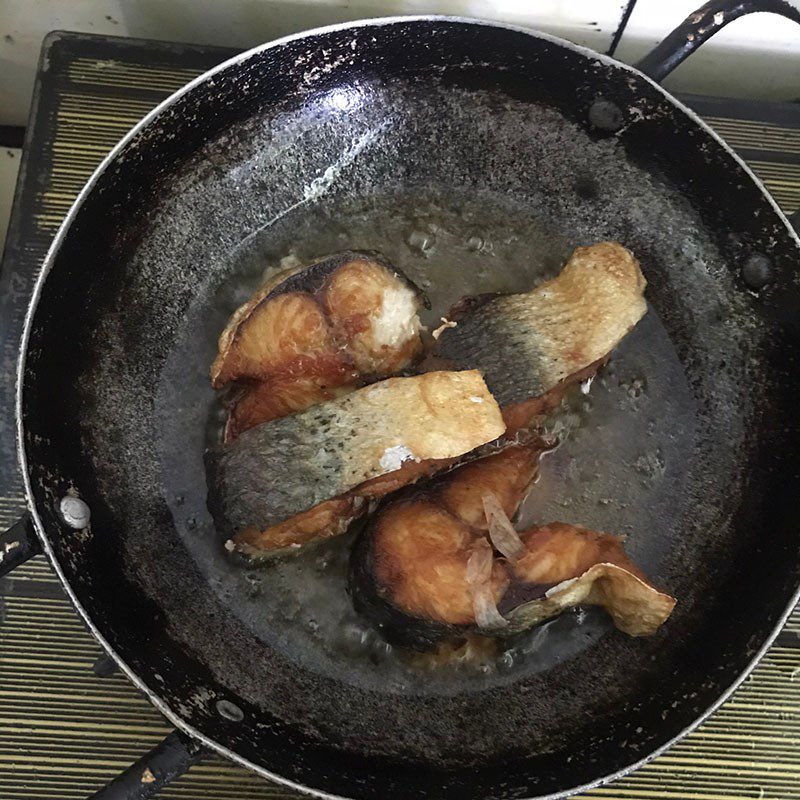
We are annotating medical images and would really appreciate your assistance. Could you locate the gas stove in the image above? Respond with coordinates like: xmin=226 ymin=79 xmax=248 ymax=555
xmin=1 ymin=31 xmax=799 ymax=800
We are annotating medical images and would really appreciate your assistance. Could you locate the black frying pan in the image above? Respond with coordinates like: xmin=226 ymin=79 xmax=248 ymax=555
xmin=3 ymin=1 xmax=800 ymax=798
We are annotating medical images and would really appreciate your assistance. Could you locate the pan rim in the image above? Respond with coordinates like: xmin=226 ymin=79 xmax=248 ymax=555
xmin=15 ymin=15 xmax=800 ymax=800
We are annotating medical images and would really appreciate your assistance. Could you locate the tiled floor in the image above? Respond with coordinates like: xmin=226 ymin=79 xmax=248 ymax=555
xmin=0 ymin=147 xmax=22 ymax=255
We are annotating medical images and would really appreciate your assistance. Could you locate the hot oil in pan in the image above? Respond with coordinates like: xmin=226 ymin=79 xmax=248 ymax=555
xmin=208 ymin=186 xmax=572 ymax=332
xmin=158 ymin=185 xmax=696 ymax=697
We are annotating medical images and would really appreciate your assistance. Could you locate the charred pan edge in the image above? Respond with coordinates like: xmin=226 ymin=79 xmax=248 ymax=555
xmin=16 ymin=16 xmax=800 ymax=800
xmin=349 ymin=519 xmax=468 ymax=651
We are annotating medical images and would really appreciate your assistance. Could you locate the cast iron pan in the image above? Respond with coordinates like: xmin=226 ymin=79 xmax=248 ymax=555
xmin=2 ymin=0 xmax=800 ymax=798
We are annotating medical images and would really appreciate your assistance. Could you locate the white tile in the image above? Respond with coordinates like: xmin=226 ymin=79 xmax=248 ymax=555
xmin=0 ymin=148 xmax=22 ymax=258
xmin=614 ymin=0 xmax=800 ymax=101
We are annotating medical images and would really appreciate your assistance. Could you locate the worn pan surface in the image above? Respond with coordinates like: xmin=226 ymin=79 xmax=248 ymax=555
xmin=13 ymin=12 xmax=800 ymax=800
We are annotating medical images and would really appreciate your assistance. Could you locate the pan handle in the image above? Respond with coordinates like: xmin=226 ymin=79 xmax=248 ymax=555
xmin=636 ymin=0 xmax=800 ymax=83
xmin=0 ymin=513 xmax=41 ymax=578
xmin=88 ymin=730 xmax=207 ymax=800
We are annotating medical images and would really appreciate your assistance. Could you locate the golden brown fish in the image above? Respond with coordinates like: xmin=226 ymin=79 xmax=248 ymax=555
xmin=206 ymin=371 xmax=506 ymax=558
xmin=434 ymin=241 xmax=647 ymax=430
xmin=209 ymin=242 xmax=648 ymax=559
xmin=349 ymin=444 xmax=674 ymax=650
xmin=212 ymin=251 xmax=426 ymax=439
xmin=500 ymin=523 xmax=676 ymax=637
xmin=349 ymin=444 xmax=542 ymax=649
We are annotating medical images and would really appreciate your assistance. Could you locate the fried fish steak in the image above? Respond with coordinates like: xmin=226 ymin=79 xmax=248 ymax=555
xmin=206 ymin=371 xmax=506 ymax=557
xmin=350 ymin=444 xmax=674 ymax=651
xmin=434 ymin=241 xmax=647 ymax=428
xmin=349 ymin=444 xmax=544 ymax=650
xmin=211 ymin=251 xmax=426 ymax=439
xmin=210 ymin=242 xmax=647 ymax=560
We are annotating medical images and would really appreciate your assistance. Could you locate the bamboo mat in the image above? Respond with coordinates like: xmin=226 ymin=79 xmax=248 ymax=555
xmin=0 ymin=32 xmax=799 ymax=800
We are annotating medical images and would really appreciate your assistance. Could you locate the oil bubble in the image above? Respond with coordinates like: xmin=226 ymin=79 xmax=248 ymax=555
xmin=406 ymin=228 xmax=436 ymax=255
xmin=466 ymin=234 xmax=484 ymax=252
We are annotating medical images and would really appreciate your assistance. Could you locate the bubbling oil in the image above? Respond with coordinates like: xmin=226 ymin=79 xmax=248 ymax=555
xmin=161 ymin=185 xmax=695 ymax=697
xmin=215 ymin=185 xmax=573 ymax=333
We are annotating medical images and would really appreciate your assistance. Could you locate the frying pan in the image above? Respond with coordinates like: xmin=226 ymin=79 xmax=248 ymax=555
xmin=2 ymin=0 xmax=800 ymax=798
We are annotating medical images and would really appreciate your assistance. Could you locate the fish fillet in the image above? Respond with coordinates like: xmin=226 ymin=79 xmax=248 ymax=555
xmin=502 ymin=524 xmax=676 ymax=637
xmin=210 ymin=242 xmax=647 ymax=558
xmin=206 ymin=371 xmax=506 ymax=555
xmin=350 ymin=444 xmax=674 ymax=650
xmin=349 ymin=444 xmax=544 ymax=650
xmin=435 ymin=241 xmax=647 ymax=423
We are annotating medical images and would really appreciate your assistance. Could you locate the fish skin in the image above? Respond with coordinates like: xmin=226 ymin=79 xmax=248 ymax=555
xmin=207 ymin=251 xmax=435 ymax=555
xmin=349 ymin=509 xmax=468 ymax=652
xmin=255 ymin=249 xmax=427 ymax=307
xmin=206 ymin=370 xmax=505 ymax=540
xmin=229 ymin=496 xmax=363 ymax=560
xmin=435 ymin=242 xmax=647 ymax=408
xmin=502 ymin=523 xmax=676 ymax=637
xmin=210 ymin=242 xmax=646 ymax=557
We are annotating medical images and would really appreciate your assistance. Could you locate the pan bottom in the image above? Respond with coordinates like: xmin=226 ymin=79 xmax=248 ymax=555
xmin=155 ymin=184 xmax=696 ymax=697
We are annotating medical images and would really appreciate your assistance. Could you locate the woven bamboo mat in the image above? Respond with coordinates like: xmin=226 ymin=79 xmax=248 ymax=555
xmin=0 ymin=32 xmax=799 ymax=800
